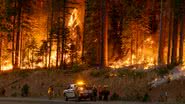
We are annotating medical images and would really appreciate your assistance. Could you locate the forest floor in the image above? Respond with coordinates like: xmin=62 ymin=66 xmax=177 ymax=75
xmin=0 ymin=66 xmax=185 ymax=103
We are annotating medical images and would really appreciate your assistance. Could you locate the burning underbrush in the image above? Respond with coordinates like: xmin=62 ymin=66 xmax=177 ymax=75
xmin=0 ymin=8 xmax=82 ymax=71
xmin=109 ymin=37 xmax=157 ymax=70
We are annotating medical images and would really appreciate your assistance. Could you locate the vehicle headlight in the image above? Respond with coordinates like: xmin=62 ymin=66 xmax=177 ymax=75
xmin=79 ymin=87 xmax=84 ymax=91
xmin=77 ymin=81 xmax=85 ymax=85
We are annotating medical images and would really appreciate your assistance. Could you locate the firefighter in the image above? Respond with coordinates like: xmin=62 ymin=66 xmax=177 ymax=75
xmin=92 ymin=85 xmax=97 ymax=101
xmin=0 ymin=87 xmax=5 ymax=96
xmin=98 ymin=85 xmax=103 ymax=100
xmin=159 ymin=88 xmax=168 ymax=102
xmin=102 ymin=85 xmax=110 ymax=101
xmin=48 ymin=86 xmax=54 ymax=100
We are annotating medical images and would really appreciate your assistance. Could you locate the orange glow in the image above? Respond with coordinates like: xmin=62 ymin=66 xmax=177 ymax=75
xmin=68 ymin=9 xmax=80 ymax=28
xmin=1 ymin=64 xmax=13 ymax=71
xmin=1 ymin=60 xmax=12 ymax=71
xmin=0 ymin=6 xmax=83 ymax=71
xmin=109 ymin=37 xmax=157 ymax=69
xmin=76 ymin=80 xmax=85 ymax=85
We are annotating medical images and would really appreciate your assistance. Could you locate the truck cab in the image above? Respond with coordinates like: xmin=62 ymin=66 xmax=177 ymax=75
xmin=63 ymin=83 xmax=93 ymax=101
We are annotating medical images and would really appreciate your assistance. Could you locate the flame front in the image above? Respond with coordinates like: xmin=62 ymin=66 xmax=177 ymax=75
xmin=109 ymin=37 xmax=157 ymax=69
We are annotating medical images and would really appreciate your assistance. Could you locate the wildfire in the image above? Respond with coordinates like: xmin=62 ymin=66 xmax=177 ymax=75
xmin=1 ymin=60 xmax=13 ymax=71
xmin=109 ymin=37 xmax=157 ymax=69
xmin=27 ymin=8 xmax=81 ymax=68
xmin=68 ymin=8 xmax=80 ymax=28
xmin=1 ymin=64 xmax=13 ymax=71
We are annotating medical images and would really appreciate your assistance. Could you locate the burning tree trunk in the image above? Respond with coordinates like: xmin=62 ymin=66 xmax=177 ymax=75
xmin=15 ymin=0 xmax=22 ymax=69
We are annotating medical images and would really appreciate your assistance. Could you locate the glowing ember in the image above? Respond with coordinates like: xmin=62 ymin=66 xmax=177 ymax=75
xmin=1 ymin=64 xmax=13 ymax=71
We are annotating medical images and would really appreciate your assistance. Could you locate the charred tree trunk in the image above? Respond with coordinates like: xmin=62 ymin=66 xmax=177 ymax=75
xmin=131 ymin=37 xmax=133 ymax=64
xmin=179 ymin=15 xmax=184 ymax=64
xmin=20 ymin=25 xmax=23 ymax=68
xmin=171 ymin=20 xmax=178 ymax=64
xmin=48 ymin=25 xmax=52 ymax=69
xmin=56 ymin=16 xmax=61 ymax=69
xmin=32 ymin=50 xmax=34 ymax=68
xmin=136 ymin=28 xmax=139 ymax=62
xmin=100 ymin=0 xmax=108 ymax=68
xmin=158 ymin=0 xmax=163 ymax=65
xmin=15 ymin=0 xmax=22 ymax=69
xmin=171 ymin=1 xmax=179 ymax=64
xmin=82 ymin=0 xmax=88 ymax=63
xmin=12 ymin=0 xmax=16 ymax=69
xmin=61 ymin=0 xmax=66 ymax=70
xmin=46 ymin=15 xmax=49 ymax=68
xmin=167 ymin=0 xmax=172 ymax=64
xmin=49 ymin=0 xmax=54 ymax=69
xmin=56 ymin=21 xmax=60 ymax=69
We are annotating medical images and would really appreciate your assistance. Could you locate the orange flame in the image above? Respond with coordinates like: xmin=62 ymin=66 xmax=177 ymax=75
xmin=109 ymin=37 xmax=157 ymax=69
xmin=68 ymin=9 xmax=80 ymax=28
xmin=1 ymin=60 xmax=13 ymax=71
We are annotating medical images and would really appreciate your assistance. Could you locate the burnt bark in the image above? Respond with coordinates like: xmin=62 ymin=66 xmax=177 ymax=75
xmin=167 ymin=0 xmax=172 ymax=64
xmin=12 ymin=0 xmax=16 ymax=69
xmin=171 ymin=11 xmax=178 ymax=64
xmin=100 ymin=0 xmax=108 ymax=68
xmin=15 ymin=0 xmax=22 ymax=69
xmin=158 ymin=0 xmax=163 ymax=65
xmin=179 ymin=15 xmax=184 ymax=64
xmin=61 ymin=0 xmax=66 ymax=70
xmin=56 ymin=5 xmax=61 ymax=69
xmin=49 ymin=0 xmax=54 ymax=69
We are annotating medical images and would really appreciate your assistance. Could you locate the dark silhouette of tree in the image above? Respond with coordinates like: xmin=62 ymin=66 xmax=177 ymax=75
xmin=171 ymin=0 xmax=181 ymax=64
xmin=178 ymin=0 xmax=185 ymax=64
xmin=158 ymin=0 xmax=163 ymax=65
xmin=100 ymin=0 xmax=108 ymax=68
xmin=167 ymin=0 xmax=172 ymax=64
